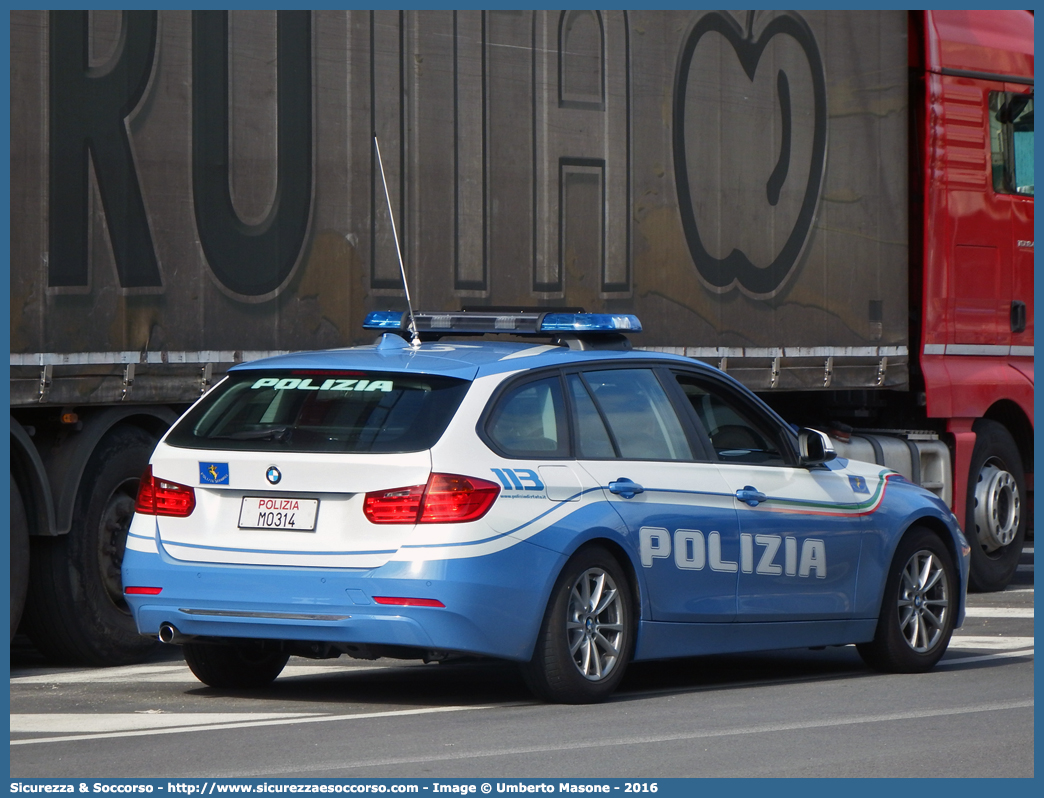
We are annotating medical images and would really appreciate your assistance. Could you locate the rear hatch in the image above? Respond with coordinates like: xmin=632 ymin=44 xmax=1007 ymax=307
xmin=148 ymin=368 xmax=470 ymax=568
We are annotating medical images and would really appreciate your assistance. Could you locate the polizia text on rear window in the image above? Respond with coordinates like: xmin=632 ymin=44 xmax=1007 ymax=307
xmin=165 ymin=370 xmax=469 ymax=453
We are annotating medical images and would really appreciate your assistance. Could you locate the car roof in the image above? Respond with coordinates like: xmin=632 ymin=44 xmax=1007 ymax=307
xmin=229 ymin=334 xmax=715 ymax=381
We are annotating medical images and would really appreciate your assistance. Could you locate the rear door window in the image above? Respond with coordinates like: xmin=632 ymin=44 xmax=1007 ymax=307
xmin=566 ymin=374 xmax=615 ymax=458
xmin=165 ymin=371 xmax=469 ymax=453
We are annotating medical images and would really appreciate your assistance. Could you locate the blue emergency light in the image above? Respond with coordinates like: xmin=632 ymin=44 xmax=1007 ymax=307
xmin=362 ymin=310 xmax=643 ymax=338
xmin=540 ymin=313 xmax=642 ymax=332
xmin=363 ymin=310 xmax=410 ymax=330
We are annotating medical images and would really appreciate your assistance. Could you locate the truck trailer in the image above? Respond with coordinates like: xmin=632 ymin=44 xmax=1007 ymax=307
xmin=9 ymin=9 xmax=1033 ymax=665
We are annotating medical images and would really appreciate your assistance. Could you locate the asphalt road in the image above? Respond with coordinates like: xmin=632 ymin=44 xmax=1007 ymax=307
xmin=10 ymin=547 xmax=1033 ymax=779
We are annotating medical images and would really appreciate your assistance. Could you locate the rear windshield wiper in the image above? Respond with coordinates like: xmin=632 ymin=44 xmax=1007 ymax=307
xmin=212 ymin=426 xmax=293 ymax=442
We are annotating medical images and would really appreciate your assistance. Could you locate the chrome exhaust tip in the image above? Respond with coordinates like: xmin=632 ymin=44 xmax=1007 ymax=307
xmin=158 ymin=622 xmax=181 ymax=644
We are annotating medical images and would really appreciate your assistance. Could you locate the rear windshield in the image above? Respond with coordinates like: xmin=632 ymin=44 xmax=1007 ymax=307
xmin=165 ymin=370 xmax=470 ymax=453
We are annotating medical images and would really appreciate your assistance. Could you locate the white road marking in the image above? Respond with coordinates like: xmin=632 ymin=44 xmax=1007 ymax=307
xmin=10 ymin=664 xmax=189 ymax=685
xmin=10 ymin=713 xmax=321 ymax=734
xmin=939 ymin=649 xmax=1033 ymax=667
xmin=267 ymin=663 xmax=394 ymax=679
xmin=963 ymin=607 xmax=1034 ymax=618
xmin=10 ymin=662 xmax=391 ymax=686
xmin=11 ymin=695 xmax=1032 ymax=758
xmin=947 ymin=635 xmax=1035 ymax=650
xmin=1016 ymin=564 xmax=1033 ymax=572
xmin=9 ymin=704 xmax=514 ymax=746
xmin=223 ymin=699 xmax=1036 ymax=777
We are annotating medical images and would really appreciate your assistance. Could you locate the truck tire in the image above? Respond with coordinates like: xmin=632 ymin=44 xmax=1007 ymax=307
xmin=965 ymin=420 xmax=1026 ymax=592
xmin=11 ymin=475 xmax=30 ymax=640
xmin=22 ymin=425 xmax=159 ymax=665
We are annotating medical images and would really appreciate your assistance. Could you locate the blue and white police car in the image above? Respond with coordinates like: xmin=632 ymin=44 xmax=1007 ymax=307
xmin=123 ymin=310 xmax=970 ymax=703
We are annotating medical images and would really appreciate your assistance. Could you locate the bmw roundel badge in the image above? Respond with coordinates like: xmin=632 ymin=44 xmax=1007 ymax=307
xmin=266 ymin=466 xmax=282 ymax=485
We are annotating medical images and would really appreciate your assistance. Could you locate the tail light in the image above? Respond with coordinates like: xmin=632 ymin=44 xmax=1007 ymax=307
xmin=362 ymin=484 xmax=426 ymax=524
xmin=420 ymin=474 xmax=500 ymax=523
xmin=135 ymin=465 xmax=196 ymax=517
xmin=364 ymin=473 xmax=500 ymax=524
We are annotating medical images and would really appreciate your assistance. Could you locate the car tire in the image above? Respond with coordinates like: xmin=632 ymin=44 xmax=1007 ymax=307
xmin=520 ymin=545 xmax=634 ymax=704
xmin=11 ymin=475 xmax=31 ymax=641
xmin=857 ymin=526 xmax=957 ymax=673
xmin=22 ymin=425 xmax=159 ymax=665
xmin=965 ymin=419 xmax=1026 ymax=592
xmin=183 ymin=643 xmax=290 ymax=689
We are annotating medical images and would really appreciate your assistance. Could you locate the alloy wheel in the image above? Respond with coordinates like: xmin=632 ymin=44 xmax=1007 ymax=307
xmin=566 ymin=567 xmax=625 ymax=681
xmin=897 ymin=549 xmax=950 ymax=653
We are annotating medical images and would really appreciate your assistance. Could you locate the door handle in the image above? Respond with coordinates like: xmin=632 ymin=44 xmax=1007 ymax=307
xmin=1011 ymin=301 xmax=1027 ymax=333
xmin=608 ymin=478 xmax=644 ymax=499
xmin=735 ymin=486 xmax=767 ymax=507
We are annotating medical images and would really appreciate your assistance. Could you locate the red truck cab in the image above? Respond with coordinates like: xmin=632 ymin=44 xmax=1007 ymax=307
xmin=914 ymin=10 xmax=1034 ymax=589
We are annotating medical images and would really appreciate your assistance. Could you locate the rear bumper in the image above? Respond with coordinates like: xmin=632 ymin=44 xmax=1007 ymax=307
xmin=122 ymin=537 xmax=563 ymax=662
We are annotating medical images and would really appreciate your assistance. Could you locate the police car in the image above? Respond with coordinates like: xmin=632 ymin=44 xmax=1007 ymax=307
xmin=123 ymin=310 xmax=970 ymax=703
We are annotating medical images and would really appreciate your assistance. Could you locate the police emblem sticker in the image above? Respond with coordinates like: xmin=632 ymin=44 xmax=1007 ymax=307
xmin=200 ymin=462 xmax=230 ymax=485
xmin=848 ymin=475 xmax=870 ymax=494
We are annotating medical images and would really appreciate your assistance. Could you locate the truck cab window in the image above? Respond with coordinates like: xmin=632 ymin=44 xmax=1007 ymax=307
xmin=1011 ymin=97 xmax=1033 ymax=195
xmin=990 ymin=92 xmax=1034 ymax=197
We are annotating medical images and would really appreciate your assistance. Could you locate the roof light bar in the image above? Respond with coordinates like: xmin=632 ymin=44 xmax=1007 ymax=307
xmin=363 ymin=310 xmax=642 ymax=337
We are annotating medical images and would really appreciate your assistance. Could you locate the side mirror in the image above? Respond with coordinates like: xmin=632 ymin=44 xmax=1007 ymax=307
xmin=798 ymin=428 xmax=836 ymax=467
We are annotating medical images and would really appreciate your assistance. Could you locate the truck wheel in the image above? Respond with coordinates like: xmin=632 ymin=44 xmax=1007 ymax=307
xmin=183 ymin=643 xmax=290 ymax=689
xmin=22 ymin=425 xmax=159 ymax=665
xmin=857 ymin=526 xmax=956 ymax=673
xmin=520 ymin=545 xmax=633 ymax=704
xmin=965 ymin=420 xmax=1026 ymax=592
xmin=11 ymin=475 xmax=30 ymax=640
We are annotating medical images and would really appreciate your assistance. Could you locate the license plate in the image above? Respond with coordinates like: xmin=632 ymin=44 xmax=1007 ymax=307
xmin=238 ymin=497 xmax=319 ymax=531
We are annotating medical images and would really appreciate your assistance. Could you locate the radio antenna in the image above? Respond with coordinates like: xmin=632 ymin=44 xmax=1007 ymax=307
xmin=373 ymin=135 xmax=421 ymax=347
